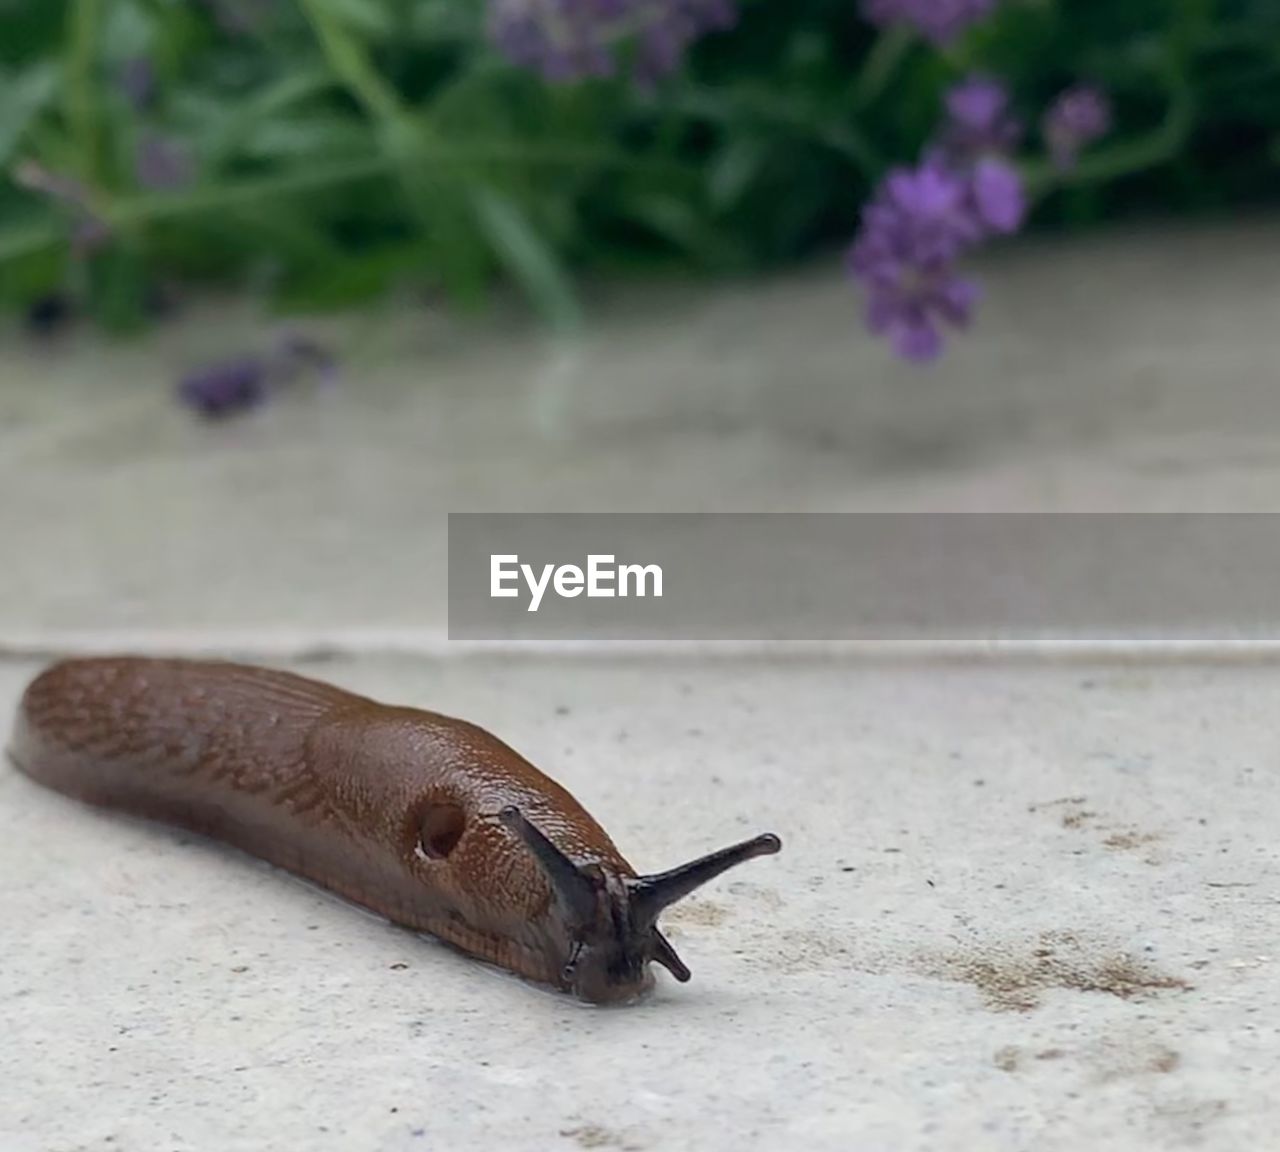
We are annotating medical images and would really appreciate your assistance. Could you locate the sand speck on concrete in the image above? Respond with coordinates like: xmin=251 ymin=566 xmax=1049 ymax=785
xmin=922 ymin=932 xmax=1192 ymax=1012
xmin=561 ymin=1125 xmax=642 ymax=1150
xmin=661 ymin=899 xmax=729 ymax=928
xmin=993 ymin=1046 xmax=1021 ymax=1072
xmin=1103 ymin=829 xmax=1162 ymax=852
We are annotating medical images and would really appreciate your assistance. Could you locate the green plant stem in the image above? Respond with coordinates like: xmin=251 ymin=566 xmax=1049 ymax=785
xmin=65 ymin=0 xmax=101 ymax=182
xmin=676 ymin=85 xmax=883 ymax=174
xmin=853 ymin=27 xmax=913 ymax=111
xmin=1023 ymin=85 xmax=1195 ymax=197
xmin=295 ymin=0 xmax=404 ymax=124
xmin=294 ymin=0 xmax=452 ymax=265
xmin=0 ymin=146 xmax=693 ymax=267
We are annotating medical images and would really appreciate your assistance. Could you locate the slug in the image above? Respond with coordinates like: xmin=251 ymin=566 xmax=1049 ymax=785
xmin=9 ymin=657 xmax=780 ymax=1003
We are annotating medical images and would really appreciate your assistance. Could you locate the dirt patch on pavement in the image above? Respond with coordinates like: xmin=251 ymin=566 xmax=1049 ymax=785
xmin=923 ymin=931 xmax=1191 ymax=1012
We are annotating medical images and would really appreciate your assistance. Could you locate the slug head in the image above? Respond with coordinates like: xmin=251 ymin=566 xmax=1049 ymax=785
xmin=498 ymin=806 xmax=781 ymax=1003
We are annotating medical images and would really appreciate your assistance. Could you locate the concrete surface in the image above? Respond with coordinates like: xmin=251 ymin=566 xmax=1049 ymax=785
xmin=3 ymin=220 xmax=1280 ymax=1151
xmin=3 ymin=658 xmax=1277 ymax=1152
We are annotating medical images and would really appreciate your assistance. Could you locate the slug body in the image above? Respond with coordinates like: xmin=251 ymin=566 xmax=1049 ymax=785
xmin=9 ymin=658 xmax=780 ymax=1002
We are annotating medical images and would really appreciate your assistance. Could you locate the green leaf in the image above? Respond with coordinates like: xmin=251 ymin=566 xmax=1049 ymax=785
xmin=418 ymin=180 xmax=493 ymax=308
xmin=708 ymin=137 xmax=768 ymax=211
xmin=191 ymin=69 xmax=339 ymax=166
xmin=474 ymin=187 xmax=582 ymax=332
xmin=618 ymin=192 xmax=739 ymax=266
xmin=100 ymin=0 xmax=155 ymax=64
xmin=0 ymin=216 xmax=64 ymax=266
xmin=0 ymin=62 xmax=61 ymax=165
xmin=274 ymin=242 xmax=428 ymax=310
xmin=239 ymin=114 xmax=372 ymax=161
xmin=406 ymin=0 xmax=484 ymax=44
xmin=0 ymin=241 xmax=65 ymax=309
xmin=224 ymin=206 xmax=345 ymax=267
xmin=307 ymin=0 xmax=395 ymax=40
xmin=298 ymin=0 xmax=403 ymax=122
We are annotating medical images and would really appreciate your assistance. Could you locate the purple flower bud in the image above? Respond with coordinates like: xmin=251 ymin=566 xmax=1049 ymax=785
xmin=939 ymin=75 xmax=1023 ymax=163
xmin=1042 ymin=84 xmax=1111 ymax=170
xmin=861 ymin=0 xmax=998 ymax=46
xmin=488 ymin=0 xmax=737 ymax=84
xmin=118 ymin=57 xmax=156 ymax=110
xmin=69 ymin=216 xmax=112 ymax=257
xmin=968 ymin=157 xmax=1026 ymax=236
xmin=200 ymin=0 xmax=270 ymax=34
xmin=135 ymin=134 xmax=196 ymax=192
xmin=178 ymin=358 xmax=268 ymax=418
xmin=177 ymin=336 xmax=339 ymax=419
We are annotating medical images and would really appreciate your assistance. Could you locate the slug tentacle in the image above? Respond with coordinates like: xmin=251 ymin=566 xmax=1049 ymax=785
xmin=497 ymin=804 xmax=781 ymax=999
xmin=11 ymin=656 xmax=782 ymax=1004
xmin=627 ymin=833 xmax=783 ymax=929
xmin=498 ymin=805 xmax=598 ymax=927
xmin=651 ymin=929 xmax=692 ymax=983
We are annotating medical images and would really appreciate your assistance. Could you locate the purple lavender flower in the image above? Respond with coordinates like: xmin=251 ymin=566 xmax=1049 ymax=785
xmin=70 ymin=217 xmax=112 ymax=257
xmin=861 ymin=0 xmax=998 ymax=46
xmin=967 ymin=157 xmax=1026 ymax=235
xmin=200 ymin=0 xmax=270 ymax=34
xmin=847 ymin=161 xmax=984 ymax=361
xmin=847 ymin=70 xmax=1035 ymax=359
xmin=929 ymin=76 xmax=1028 ymax=239
xmin=487 ymin=0 xmax=737 ymax=85
xmin=634 ymin=0 xmax=736 ymax=86
xmin=177 ymin=335 xmax=338 ymax=418
xmin=118 ymin=57 xmax=156 ymax=110
xmin=939 ymin=75 xmax=1023 ymax=164
xmin=1042 ymin=84 xmax=1112 ymax=169
xmin=178 ymin=358 xmax=268 ymax=418
xmin=135 ymin=134 xmax=196 ymax=192
xmin=489 ymin=2 xmax=616 ymax=82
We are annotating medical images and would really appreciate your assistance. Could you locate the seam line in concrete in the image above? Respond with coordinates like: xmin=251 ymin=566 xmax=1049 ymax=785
xmin=6 ymin=630 xmax=1280 ymax=665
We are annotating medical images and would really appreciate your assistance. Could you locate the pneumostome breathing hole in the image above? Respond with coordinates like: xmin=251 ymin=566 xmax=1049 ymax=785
xmin=418 ymin=803 xmax=466 ymax=860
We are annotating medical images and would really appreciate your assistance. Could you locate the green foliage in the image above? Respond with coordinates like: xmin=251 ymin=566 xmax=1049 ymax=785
xmin=0 ymin=0 xmax=1277 ymax=329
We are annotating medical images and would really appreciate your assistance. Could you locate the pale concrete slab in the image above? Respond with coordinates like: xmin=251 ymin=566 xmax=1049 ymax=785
xmin=2 ymin=656 xmax=1276 ymax=1152
xmin=4 ymin=220 xmax=1280 ymax=642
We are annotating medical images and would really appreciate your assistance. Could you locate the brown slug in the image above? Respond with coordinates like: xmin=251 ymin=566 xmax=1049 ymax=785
xmin=8 ymin=657 xmax=780 ymax=1003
